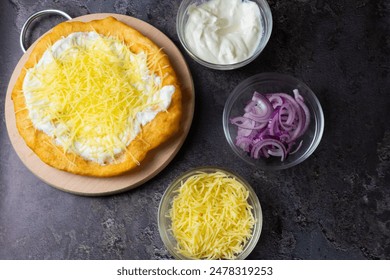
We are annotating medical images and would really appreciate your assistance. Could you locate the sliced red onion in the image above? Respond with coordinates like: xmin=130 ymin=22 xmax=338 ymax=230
xmin=278 ymin=102 xmax=296 ymax=128
xmin=247 ymin=91 xmax=274 ymax=121
xmin=267 ymin=95 xmax=283 ymax=107
xmin=268 ymin=112 xmax=280 ymax=136
xmin=236 ymin=137 xmax=253 ymax=152
xmin=231 ymin=116 xmax=268 ymax=130
xmin=231 ymin=89 xmax=310 ymax=161
xmin=251 ymin=139 xmax=287 ymax=161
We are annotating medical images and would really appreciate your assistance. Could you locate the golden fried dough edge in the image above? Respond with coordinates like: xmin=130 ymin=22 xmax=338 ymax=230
xmin=12 ymin=17 xmax=182 ymax=177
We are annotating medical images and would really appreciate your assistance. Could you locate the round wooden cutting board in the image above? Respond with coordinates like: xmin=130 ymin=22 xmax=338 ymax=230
xmin=5 ymin=13 xmax=194 ymax=196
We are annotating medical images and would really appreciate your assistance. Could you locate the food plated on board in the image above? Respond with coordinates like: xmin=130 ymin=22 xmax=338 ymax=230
xmin=11 ymin=17 xmax=182 ymax=177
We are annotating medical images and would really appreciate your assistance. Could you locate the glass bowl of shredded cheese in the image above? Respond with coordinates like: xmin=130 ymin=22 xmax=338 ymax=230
xmin=158 ymin=167 xmax=262 ymax=260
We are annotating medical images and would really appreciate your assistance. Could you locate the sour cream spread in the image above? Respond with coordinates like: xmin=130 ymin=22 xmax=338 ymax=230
xmin=23 ymin=32 xmax=175 ymax=165
xmin=184 ymin=0 xmax=262 ymax=64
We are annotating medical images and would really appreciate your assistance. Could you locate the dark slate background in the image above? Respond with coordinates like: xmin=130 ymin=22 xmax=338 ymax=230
xmin=0 ymin=0 xmax=389 ymax=260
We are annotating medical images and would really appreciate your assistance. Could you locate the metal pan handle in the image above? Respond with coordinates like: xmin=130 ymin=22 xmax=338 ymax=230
xmin=20 ymin=9 xmax=72 ymax=53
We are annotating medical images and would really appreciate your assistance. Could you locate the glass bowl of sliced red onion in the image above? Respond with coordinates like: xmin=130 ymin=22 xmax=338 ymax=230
xmin=223 ymin=73 xmax=324 ymax=170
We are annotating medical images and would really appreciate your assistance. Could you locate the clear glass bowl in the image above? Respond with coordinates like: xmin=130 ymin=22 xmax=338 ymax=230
xmin=158 ymin=167 xmax=263 ymax=259
xmin=176 ymin=0 xmax=273 ymax=70
xmin=223 ymin=73 xmax=325 ymax=170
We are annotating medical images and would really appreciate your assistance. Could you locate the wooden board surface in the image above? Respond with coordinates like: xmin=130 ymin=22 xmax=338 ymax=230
xmin=5 ymin=13 xmax=194 ymax=196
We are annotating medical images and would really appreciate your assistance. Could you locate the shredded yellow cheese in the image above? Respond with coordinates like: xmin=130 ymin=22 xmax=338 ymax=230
xmin=169 ymin=171 xmax=255 ymax=259
xmin=23 ymin=32 xmax=168 ymax=165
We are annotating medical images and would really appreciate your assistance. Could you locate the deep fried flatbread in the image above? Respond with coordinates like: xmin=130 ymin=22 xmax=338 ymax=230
xmin=12 ymin=17 xmax=182 ymax=177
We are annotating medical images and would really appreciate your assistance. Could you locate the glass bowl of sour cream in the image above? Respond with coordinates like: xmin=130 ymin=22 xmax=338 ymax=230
xmin=176 ymin=0 xmax=273 ymax=70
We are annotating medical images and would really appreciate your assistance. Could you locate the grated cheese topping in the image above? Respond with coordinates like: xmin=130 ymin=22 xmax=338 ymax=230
xmin=23 ymin=32 xmax=175 ymax=165
xmin=169 ymin=171 xmax=255 ymax=259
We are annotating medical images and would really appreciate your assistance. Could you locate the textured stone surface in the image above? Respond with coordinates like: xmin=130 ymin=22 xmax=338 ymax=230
xmin=0 ymin=0 xmax=389 ymax=260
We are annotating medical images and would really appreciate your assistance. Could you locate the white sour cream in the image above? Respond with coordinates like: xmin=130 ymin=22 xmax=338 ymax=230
xmin=184 ymin=0 xmax=262 ymax=64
